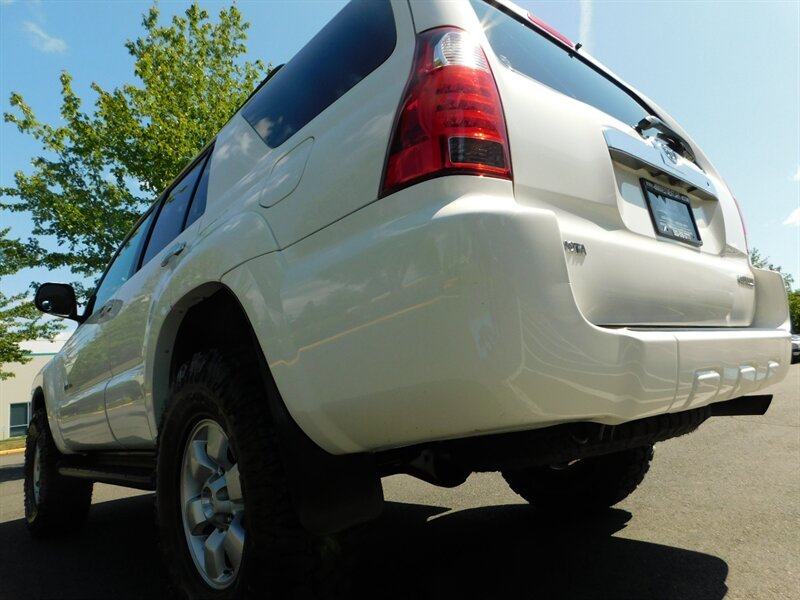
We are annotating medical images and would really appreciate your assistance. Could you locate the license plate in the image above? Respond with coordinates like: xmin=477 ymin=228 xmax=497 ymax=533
xmin=640 ymin=179 xmax=702 ymax=246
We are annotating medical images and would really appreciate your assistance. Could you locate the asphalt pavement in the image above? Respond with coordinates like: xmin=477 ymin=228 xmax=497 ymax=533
xmin=0 ymin=368 xmax=797 ymax=599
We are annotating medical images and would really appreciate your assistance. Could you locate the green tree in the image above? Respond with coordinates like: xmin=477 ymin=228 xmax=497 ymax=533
xmin=788 ymin=291 xmax=800 ymax=333
xmin=0 ymin=229 xmax=62 ymax=379
xmin=750 ymin=247 xmax=794 ymax=293
xmin=0 ymin=3 xmax=267 ymax=371
xmin=0 ymin=293 xmax=63 ymax=380
xmin=751 ymin=248 xmax=799 ymax=331
xmin=1 ymin=3 xmax=266 ymax=279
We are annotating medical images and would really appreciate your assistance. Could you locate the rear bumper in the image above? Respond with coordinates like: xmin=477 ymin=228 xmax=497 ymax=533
xmin=419 ymin=196 xmax=789 ymax=428
xmin=381 ymin=394 xmax=773 ymax=476
xmin=234 ymin=178 xmax=790 ymax=454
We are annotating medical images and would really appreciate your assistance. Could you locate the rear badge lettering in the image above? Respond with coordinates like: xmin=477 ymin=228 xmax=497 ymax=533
xmin=564 ymin=241 xmax=587 ymax=255
xmin=737 ymin=275 xmax=755 ymax=288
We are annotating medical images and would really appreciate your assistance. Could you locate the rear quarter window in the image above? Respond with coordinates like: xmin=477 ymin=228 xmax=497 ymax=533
xmin=184 ymin=153 xmax=210 ymax=229
xmin=241 ymin=0 xmax=396 ymax=148
xmin=140 ymin=157 xmax=206 ymax=267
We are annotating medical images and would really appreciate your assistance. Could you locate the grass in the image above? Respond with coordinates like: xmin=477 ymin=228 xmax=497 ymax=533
xmin=0 ymin=436 xmax=26 ymax=451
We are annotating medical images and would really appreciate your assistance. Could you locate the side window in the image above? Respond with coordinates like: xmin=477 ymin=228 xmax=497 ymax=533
xmin=241 ymin=0 xmax=396 ymax=148
xmin=93 ymin=209 xmax=156 ymax=311
xmin=140 ymin=157 xmax=205 ymax=266
xmin=184 ymin=153 xmax=211 ymax=229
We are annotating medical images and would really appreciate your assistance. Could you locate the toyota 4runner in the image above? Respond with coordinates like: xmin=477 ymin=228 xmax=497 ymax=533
xmin=25 ymin=1 xmax=791 ymax=598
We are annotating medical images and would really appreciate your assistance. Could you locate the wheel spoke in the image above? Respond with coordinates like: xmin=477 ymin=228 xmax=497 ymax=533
xmin=189 ymin=440 xmax=216 ymax=482
xmin=208 ymin=476 xmax=232 ymax=515
xmin=186 ymin=497 xmax=210 ymax=535
xmin=206 ymin=426 xmax=230 ymax=469
xmin=203 ymin=529 xmax=227 ymax=580
xmin=224 ymin=515 xmax=246 ymax=571
xmin=226 ymin=463 xmax=243 ymax=503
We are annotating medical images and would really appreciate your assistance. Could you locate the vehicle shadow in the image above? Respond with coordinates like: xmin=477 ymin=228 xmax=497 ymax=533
xmin=351 ymin=502 xmax=729 ymax=600
xmin=0 ymin=464 xmax=23 ymax=483
xmin=0 ymin=494 xmax=166 ymax=600
xmin=0 ymin=495 xmax=729 ymax=600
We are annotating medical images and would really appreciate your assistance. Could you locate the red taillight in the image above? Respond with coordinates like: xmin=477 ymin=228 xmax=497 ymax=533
xmin=381 ymin=28 xmax=512 ymax=195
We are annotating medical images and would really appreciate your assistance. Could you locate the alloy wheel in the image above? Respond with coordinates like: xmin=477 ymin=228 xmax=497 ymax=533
xmin=180 ymin=419 xmax=245 ymax=590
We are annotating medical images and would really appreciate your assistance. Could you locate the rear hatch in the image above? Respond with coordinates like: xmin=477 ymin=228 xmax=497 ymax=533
xmin=469 ymin=0 xmax=754 ymax=327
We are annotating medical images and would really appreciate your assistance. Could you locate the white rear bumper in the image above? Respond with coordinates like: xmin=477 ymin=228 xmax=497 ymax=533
xmin=227 ymin=178 xmax=790 ymax=454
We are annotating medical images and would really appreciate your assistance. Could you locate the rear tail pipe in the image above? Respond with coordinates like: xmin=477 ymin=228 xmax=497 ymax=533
xmin=710 ymin=395 xmax=772 ymax=416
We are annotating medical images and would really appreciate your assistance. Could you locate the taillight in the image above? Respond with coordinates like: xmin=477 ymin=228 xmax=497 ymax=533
xmin=381 ymin=28 xmax=512 ymax=195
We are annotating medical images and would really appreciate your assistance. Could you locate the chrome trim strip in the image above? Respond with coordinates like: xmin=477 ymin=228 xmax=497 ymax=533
xmin=603 ymin=128 xmax=718 ymax=201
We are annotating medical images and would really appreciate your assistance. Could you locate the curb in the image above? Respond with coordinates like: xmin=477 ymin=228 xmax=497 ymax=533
xmin=0 ymin=448 xmax=25 ymax=456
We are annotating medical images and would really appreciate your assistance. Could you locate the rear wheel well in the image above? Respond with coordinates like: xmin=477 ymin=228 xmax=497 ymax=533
xmin=151 ymin=285 xmax=261 ymax=432
xmin=31 ymin=388 xmax=45 ymax=415
xmin=169 ymin=287 xmax=257 ymax=387
xmin=158 ymin=284 xmax=382 ymax=535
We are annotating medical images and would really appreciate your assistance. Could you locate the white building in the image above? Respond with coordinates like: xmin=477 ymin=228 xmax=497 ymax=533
xmin=0 ymin=336 xmax=67 ymax=440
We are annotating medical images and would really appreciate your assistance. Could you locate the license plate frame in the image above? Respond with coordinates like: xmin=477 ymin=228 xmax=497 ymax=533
xmin=640 ymin=179 xmax=702 ymax=246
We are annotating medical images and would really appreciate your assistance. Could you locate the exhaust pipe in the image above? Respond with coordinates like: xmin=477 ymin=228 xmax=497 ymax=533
xmin=710 ymin=395 xmax=772 ymax=416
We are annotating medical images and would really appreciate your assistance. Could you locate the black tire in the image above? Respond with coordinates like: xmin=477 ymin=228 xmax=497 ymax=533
xmin=502 ymin=445 xmax=655 ymax=513
xmin=24 ymin=408 xmax=93 ymax=537
xmin=156 ymin=350 xmax=340 ymax=600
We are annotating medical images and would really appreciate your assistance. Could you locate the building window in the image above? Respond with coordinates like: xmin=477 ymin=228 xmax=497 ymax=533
xmin=9 ymin=402 xmax=30 ymax=438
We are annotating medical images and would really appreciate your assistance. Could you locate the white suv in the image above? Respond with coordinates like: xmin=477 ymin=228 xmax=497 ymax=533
xmin=25 ymin=1 xmax=790 ymax=597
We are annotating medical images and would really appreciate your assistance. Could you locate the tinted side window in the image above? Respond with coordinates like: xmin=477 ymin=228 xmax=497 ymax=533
xmin=241 ymin=0 xmax=396 ymax=148
xmin=94 ymin=210 xmax=155 ymax=311
xmin=184 ymin=153 xmax=210 ymax=229
xmin=141 ymin=158 xmax=204 ymax=266
xmin=469 ymin=0 xmax=650 ymax=127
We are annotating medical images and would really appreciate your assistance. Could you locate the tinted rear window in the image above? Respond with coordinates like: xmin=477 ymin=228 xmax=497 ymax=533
xmin=470 ymin=0 xmax=651 ymax=127
xmin=184 ymin=153 xmax=210 ymax=229
xmin=241 ymin=0 xmax=396 ymax=148
xmin=140 ymin=157 xmax=205 ymax=267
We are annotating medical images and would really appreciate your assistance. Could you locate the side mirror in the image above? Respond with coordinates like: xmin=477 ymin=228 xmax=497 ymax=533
xmin=34 ymin=283 xmax=84 ymax=323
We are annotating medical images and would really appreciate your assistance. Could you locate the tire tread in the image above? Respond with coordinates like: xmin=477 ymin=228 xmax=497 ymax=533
xmin=156 ymin=350 xmax=342 ymax=599
xmin=502 ymin=445 xmax=655 ymax=513
xmin=24 ymin=409 xmax=93 ymax=538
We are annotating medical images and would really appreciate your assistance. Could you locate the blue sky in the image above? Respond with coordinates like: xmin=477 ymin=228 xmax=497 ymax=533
xmin=1 ymin=0 xmax=798 ymax=300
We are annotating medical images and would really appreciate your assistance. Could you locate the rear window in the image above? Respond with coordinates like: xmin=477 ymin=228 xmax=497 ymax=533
xmin=140 ymin=157 xmax=205 ymax=267
xmin=469 ymin=0 xmax=651 ymax=127
xmin=241 ymin=0 xmax=396 ymax=148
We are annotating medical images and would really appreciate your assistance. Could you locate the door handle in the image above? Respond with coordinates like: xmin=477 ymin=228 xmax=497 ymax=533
xmin=161 ymin=242 xmax=186 ymax=267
